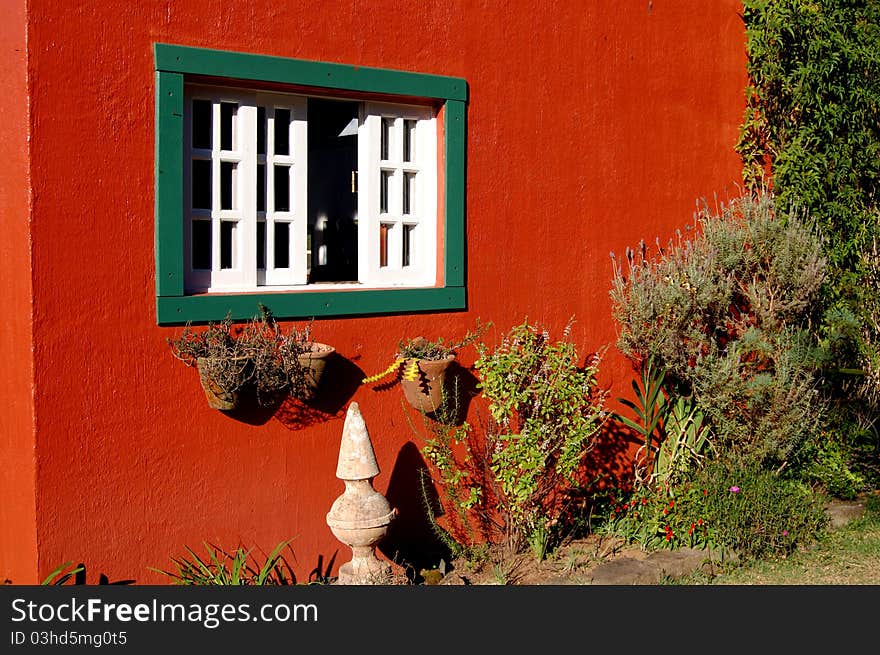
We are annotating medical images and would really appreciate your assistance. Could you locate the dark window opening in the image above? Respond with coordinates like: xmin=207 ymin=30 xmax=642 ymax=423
xmin=192 ymin=159 xmax=211 ymax=209
xmin=275 ymin=108 xmax=290 ymax=155
xmin=257 ymin=221 xmax=266 ymax=269
xmin=257 ymin=106 xmax=267 ymax=155
xmin=192 ymin=100 xmax=212 ymax=149
xmin=192 ymin=220 xmax=211 ymax=269
xmin=307 ymin=98 xmax=359 ymax=283
xmin=274 ymin=165 xmax=290 ymax=212
xmin=274 ymin=222 xmax=290 ymax=269
xmin=220 ymin=221 xmax=234 ymax=269
xmin=379 ymin=223 xmax=390 ymax=268
xmin=220 ymin=102 xmax=236 ymax=150
xmin=257 ymin=163 xmax=266 ymax=212
xmin=220 ymin=161 xmax=234 ymax=210
xmin=403 ymin=224 xmax=414 ymax=267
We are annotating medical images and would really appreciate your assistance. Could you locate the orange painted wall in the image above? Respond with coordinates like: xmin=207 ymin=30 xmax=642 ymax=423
xmin=13 ymin=0 xmax=746 ymax=583
xmin=0 ymin=0 xmax=38 ymax=584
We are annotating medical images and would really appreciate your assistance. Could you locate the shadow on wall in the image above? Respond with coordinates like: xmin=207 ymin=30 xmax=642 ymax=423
xmin=363 ymin=360 xmax=481 ymax=428
xmin=378 ymin=441 xmax=453 ymax=583
xmin=588 ymin=414 xmax=647 ymax=497
xmin=218 ymin=352 xmax=364 ymax=429
xmin=429 ymin=362 xmax=480 ymax=427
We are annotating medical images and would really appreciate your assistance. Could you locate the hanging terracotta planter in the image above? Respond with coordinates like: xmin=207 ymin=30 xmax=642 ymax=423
xmin=362 ymin=325 xmax=487 ymax=414
xmin=295 ymin=342 xmax=336 ymax=401
xmin=399 ymin=355 xmax=456 ymax=413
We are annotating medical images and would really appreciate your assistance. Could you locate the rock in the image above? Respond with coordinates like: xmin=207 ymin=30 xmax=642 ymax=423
xmin=644 ymin=548 xmax=712 ymax=578
xmin=824 ymin=500 xmax=866 ymax=529
xmin=588 ymin=557 xmax=658 ymax=585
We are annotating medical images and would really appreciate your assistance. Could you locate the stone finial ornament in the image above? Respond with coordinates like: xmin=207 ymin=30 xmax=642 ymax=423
xmin=326 ymin=402 xmax=396 ymax=584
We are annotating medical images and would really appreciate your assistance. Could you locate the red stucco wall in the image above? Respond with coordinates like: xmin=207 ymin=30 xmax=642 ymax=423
xmin=0 ymin=0 xmax=38 ymax=584
xmin=12 ymin=0 xmax=746 ymax=583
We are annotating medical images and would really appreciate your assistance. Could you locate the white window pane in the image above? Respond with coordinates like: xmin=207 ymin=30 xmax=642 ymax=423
xmin=403 ymin=224 xmax=414 ymax=267
xmin=257 ymin=163 xmax=266 ymax=212
xmin=274 ymin=222 xmax=290 ymax=269
xmin=381 ymin=117 xmax=392 ymax=161
xmin=220 ymin=221 xmax=235 ymax=269
xmin=380 ymin=170 xmax=391 ymax=214
xmin=275 ymin=108 xmax=290 ymax=155
xmin=403 ymin=119 xmax=416 ymax=162
xmin=403 ymin=171 xmax=415 ymax=215
xmin=257 ymin=220 xmax=266 ymax=270
xmin=220 ymin=102 xmax=236 ymax=151
xmin=220 ymin=161 xmax=235 ymax=210
xmin=191 ymin=159 xmax=211 ymax=209
xmin=379 ymin=223 xmax=392 ymax=268
xmin=192 ymin=100 xmax=212 ymax=149
xmin=257 ymin=106 xmax=267 ymax=155
xmin=274 ymin=165 xmax=290 ymax=212
xmin=192 ymin=220 xmax=211 ymax=269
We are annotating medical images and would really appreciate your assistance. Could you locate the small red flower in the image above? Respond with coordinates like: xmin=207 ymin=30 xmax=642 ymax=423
xmin=669 ymin=500 xmax=675 ymax=508
xmin=663 ymin=508 xmax=668 ymax=515
xmin=642 ymin=498 xmax=648 ymax=506
xmin=698 ymin=519 xmax=703 ymax=526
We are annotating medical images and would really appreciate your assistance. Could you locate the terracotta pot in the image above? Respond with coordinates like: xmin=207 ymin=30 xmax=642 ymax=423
xmin=296 ymin=342 xmax=336 ymax=400
xmin=195 ymin=356 xmax=247 ymax=410
xmin=399 ymin=355 xmax=455 ymax=413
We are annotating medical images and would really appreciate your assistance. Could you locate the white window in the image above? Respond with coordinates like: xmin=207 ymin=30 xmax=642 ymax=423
xmin=182 ymin=84 xmax=437 ymax=294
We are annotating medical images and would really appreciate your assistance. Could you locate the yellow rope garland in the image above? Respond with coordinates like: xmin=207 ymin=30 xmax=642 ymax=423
xmin=361 ymin=358 xmax=406 ymax=384
xmin=402 ymin=358 xmax=420 ymax=381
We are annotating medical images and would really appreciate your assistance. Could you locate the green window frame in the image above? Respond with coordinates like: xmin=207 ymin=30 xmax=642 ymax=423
xmin=154 ymin=43 xmax=467 ymax=325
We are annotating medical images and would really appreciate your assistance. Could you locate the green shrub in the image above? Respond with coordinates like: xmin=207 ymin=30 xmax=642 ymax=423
xmin=421 ymin=319 xmax=608 ymax=560
xmin=689 ymin=461 xmax=828 ymax=562
xmin=739 ymin=0 xmax=880 ymax=457
xmin=598 ymin=483 xmax=713 ymax=552
xmin=614 ymin=357 xmax=713 ymax=489
xmin=610 ymin=193 xmax=828 ymax=468
xmin=738 ymin=0 xmax=880 ymax=289
xmin=600 ymin=461 xmax=829 ymax=562
xmin=796 ymin=432 xmax=867 ymax=501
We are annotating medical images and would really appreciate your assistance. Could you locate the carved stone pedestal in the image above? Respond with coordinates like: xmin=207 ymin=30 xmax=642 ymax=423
xmin=326 ymin=402 xmax=396 ymax=585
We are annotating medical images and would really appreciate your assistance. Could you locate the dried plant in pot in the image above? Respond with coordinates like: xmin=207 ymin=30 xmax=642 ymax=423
xmin=362 ymin=320 xmax=488 ymax=413
xmin=243 ymin=307 xmax=335 ymax=406
xmin=167 ymin=314 xmax=253 ymax=410
xmin=278 ymin=325 xmax=335 ymax=403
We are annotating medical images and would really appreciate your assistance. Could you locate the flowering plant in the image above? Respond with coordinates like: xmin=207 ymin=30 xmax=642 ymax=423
xmin=599 ymin=483 xmax=712 ymax=551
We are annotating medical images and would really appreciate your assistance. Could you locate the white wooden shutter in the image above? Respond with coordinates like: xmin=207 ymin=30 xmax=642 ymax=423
xmin=358 ymin=102 xmax=437 ymax=287
xmin=259 ymin=93 xmax=308 ymax=286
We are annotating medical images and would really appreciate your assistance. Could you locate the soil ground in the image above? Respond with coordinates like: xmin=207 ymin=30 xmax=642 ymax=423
xmin=412 ymin=496 xmax=871 ymax=586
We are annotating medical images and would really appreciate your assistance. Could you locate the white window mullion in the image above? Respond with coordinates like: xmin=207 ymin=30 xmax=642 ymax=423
xmin=210 ymin=100 xmax=222 ymax=279
xmin=416 ymin=116 xmax=437 ymax=281
xmin=358 ymin=110 xmax=380 ymax=285
xmin=290 ymin=105 xmax=308 ymax=284
xmin=266 ymin=105 xmax=276 ymax=283
xmin=238 ymin=103 xmax=257 ymax=289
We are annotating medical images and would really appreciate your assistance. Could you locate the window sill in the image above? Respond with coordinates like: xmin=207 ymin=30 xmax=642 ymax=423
xmin=156 ymin=285 xmax=466 ymax=325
